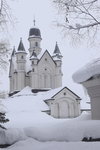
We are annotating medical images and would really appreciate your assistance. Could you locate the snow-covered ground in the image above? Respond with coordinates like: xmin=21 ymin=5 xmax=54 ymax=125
xmin=4 ymin=138 xmax=100 ymax=150
xmin=0 ymin=86 xmax=100 ymax=150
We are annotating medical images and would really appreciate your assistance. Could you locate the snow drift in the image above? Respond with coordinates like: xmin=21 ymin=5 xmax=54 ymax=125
xmin=0 ymin=86 xmax=100 ymax=146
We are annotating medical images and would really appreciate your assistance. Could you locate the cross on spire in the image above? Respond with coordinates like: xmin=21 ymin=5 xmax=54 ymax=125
xmin=33 ymin=18 xmax=36 ymax=26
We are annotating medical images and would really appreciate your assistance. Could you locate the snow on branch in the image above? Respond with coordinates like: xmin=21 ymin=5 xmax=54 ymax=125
xmin=53 ymin=0 xmax=100 ymax=39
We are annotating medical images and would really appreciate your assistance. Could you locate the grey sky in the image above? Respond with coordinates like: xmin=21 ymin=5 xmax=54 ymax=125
xmin=1 ymin=0 xmax=100 ymax=101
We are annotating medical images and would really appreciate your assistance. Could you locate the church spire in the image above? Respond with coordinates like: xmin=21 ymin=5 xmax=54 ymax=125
xmin=11 ymin=46 xmax=16 ymax=57
xmin=52 ymin=42 xmax=62 ymax=60
xmin=30 ymin=51 xmax=38 ymax=60
xmin=33 ymin=18 xmax=36 ymax=26
xmin=53 ymin=42 xmax=61 ymax=54
xmin=17 ymin=38 xmax=25 ymax=51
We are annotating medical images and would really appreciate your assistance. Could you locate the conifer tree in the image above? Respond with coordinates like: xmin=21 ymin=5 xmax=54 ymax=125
xmin=0 ymin=101 xmax=9 ymax=129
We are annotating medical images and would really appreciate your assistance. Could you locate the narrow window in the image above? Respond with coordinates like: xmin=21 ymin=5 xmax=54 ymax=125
xmin=21 ymin=55 xmax=24 ymax=59
xmin=35 ymin=42 xmax=38 ymax=47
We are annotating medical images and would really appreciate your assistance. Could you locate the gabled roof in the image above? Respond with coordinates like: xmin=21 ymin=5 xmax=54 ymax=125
xmin=38 ymin=50 xmax=56 ymax=65
xmin=43 ymin=87 xmax=81 ymax=101
xmin=52 ymin=87 xmax=81 ymax=99
xmin=17 ymin=38 xmax=25 ymax=51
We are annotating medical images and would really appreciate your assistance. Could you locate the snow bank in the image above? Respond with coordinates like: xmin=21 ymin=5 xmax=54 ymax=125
xmin=0 ymin=128 xmax=27 ymax=145
xmin=0 ymin=99 xmax=7 ymax=113
xmin=12 ymin=86 xmax=33 ymax=97
xmin=72 ymin=58 xmax=100 ymax=83
xmin=24 ymin=115 xmax=100 ymax=142
xmin=1 ymin=89 xmax=100 ymax=146
xmin=4 ymin=138 xmax=100 ymax=150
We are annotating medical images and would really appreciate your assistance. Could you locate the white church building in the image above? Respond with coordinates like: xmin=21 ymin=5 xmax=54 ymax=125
xmin=9 ymin=23 xmax=81 ymax=118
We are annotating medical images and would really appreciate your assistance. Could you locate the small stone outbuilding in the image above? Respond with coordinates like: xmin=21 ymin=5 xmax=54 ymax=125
xmin=43 ymin=87 xmax=81 ymax=118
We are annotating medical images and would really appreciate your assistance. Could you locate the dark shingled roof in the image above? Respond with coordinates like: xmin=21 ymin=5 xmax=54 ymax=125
xmin=18 ymin=38 xmax=25 ymax=51
xmin=31 ymin=51 xmax=37 ymax=58
xmin=11 ymin=46 xmax=16 ymax=56
xmin=53 ymin=42 xmax=61 ymax=54
xmin=29 ymin=28 xmax=41 ymax=37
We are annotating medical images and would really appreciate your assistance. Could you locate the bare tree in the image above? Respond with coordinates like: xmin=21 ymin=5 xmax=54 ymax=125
xmin=53 ymin=0 xmax=100 ymax=42
xmin=0 ymin=0 xmax=13 ymax=70
xmin=0 ymin=41 xmax=10 ymax=70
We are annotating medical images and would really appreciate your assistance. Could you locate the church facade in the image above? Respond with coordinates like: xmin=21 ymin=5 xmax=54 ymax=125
xmin=9 ymin=26 xmax=63 ymax=95
xmin=9 ymin=24 xmax=81 ymax=118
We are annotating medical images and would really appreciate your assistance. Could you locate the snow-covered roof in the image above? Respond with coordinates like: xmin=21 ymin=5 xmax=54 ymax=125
xmin=72 ymin=58 xmax=100 ymax=83
xmin=12 ymin=86 xmax=33 ymax=97
xmin=42 ymin=86 xmax=81 ymax=101
xmin=53 ymin=56 xmax=61 ymax=61
xmin=80 ymin=101 xmax=91 ymax=110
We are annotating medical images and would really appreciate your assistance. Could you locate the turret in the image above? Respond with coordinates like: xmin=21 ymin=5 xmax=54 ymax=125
xmin=30 ymin=51 xmax=38 ymax=89
xmin=9 ymin=46 xmax=16 ymax=93
xmin=15 ymin=38 xmax=27 ymax=91
xmin=28 ymin=21 xmax=42 ymax=57
xmin=16 ymin=38 xmax=27 ymax=70
xmin=52 ymin=42 xmax=63 ymax=88
xmin=52 ymin=42 xmax=62 ymax=60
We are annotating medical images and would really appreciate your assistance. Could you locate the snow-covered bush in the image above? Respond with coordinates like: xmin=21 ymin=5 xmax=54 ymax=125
xmin=0 ymin=99 xmax=9 ymax=129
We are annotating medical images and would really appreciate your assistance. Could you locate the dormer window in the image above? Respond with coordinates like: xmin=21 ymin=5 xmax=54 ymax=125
xmin=35 ymin=42 xmax=38 ymax=47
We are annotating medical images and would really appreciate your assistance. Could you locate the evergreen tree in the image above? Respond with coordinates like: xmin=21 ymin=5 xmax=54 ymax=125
xmin=0 ymin=101 xmax=9 ymax=129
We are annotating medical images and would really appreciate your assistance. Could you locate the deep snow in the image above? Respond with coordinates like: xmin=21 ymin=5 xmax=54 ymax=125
xmin=0 ymin=86 xmax=100 ymax=150
xmin=4 ymin=138 xmax=100 ymax=150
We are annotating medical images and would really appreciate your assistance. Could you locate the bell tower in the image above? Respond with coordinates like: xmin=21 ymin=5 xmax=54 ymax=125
xmin=28 ymin=20 xmax=42 ymax=57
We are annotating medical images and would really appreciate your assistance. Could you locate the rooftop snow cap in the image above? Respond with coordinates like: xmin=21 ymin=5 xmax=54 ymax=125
xmin=52 ymin=42 xmax=62 ymax=60
xmin=30 ymin=51 xmax=38 ymax=60
xmin=72 ymin=58 xmax=100 ymax=83
xmin=17 ymin=38 xmax=25 ymax=51
xmin=29 ymin=27 xmax=41 ymax=37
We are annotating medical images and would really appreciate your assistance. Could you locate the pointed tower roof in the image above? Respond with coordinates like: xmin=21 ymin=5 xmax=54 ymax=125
xmin=30 ymin=51 xmax=38 ymax=60
xmin=17 ymin=38 xmax=25 ymax=51
xmin=53 ymin=42 xmax=61 ymax=54
xmin=52 ymin=42 xmax=62 ymax=60
xmin=11 ymin=46 xmax=16 ymax=57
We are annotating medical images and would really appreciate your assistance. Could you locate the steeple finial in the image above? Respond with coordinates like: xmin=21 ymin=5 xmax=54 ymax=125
xmin=20 ymin=37 xmax=22 ymax=41
xmin=33 ymin=18 xmax=36 ymax=26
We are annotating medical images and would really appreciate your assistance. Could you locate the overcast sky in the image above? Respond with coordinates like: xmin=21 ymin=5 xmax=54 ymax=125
xmin=1 ymin=0 xmax=100 ymax=101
